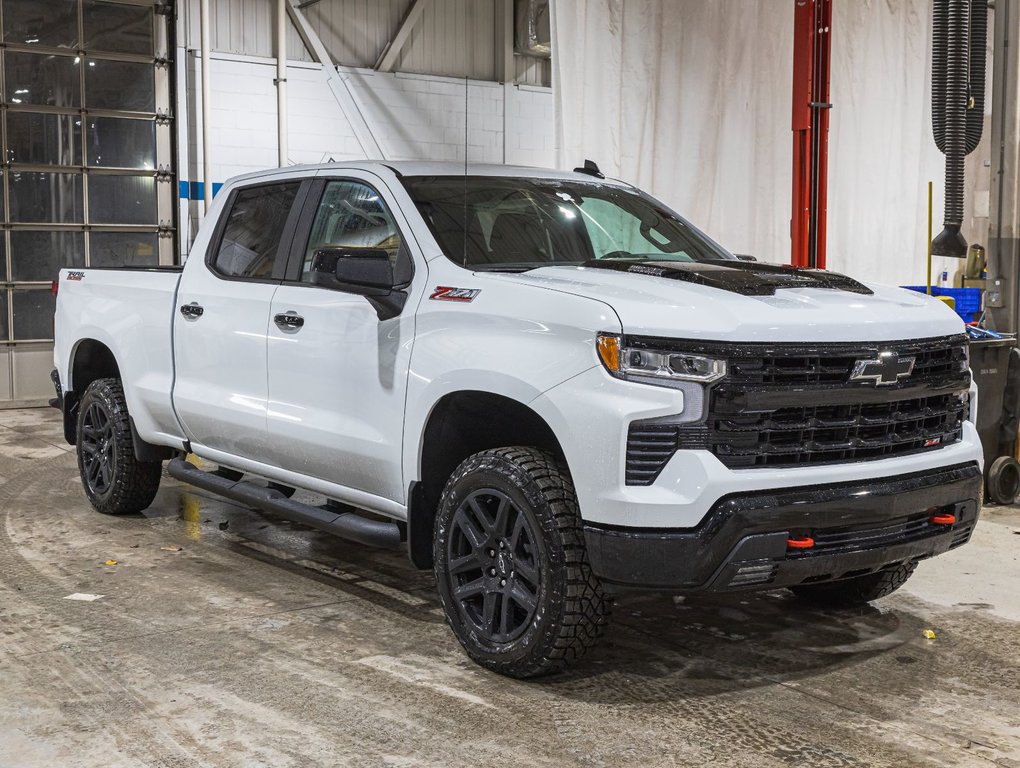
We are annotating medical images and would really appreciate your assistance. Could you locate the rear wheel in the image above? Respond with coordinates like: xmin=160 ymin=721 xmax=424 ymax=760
xmin=76 ymin=378 xmax=162 ymax=515
xmin=433 ymin=447 xmax=610 ymax=678
xmin=789 ymin=562 xmax=917 ymax=608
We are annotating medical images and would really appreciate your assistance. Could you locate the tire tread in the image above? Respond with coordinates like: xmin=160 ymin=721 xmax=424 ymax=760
xmin=77 ymin=378 xmax=162 ymax=515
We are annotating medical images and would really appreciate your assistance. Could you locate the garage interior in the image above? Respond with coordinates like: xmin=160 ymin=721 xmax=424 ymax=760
xmin=1 ymin=0 xmax=1019 ymax=766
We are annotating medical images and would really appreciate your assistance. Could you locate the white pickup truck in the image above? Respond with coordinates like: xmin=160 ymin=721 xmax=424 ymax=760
xmin=53 ymin=161 xmax=983 ymax=677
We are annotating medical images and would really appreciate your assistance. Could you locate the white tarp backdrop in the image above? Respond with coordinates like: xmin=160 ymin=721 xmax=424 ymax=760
xmin=552 ymin=0 xmax=988 ymax=288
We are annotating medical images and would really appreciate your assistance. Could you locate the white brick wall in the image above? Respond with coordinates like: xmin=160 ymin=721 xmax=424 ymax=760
xmin=179 ymin=51 xmax=555 ymax=252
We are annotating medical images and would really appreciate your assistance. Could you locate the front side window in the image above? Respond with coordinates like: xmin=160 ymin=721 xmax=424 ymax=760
xmin=403 ymin=176 xmax=734 ymax=271
xmin=212 ymin=182 xmax=300 ymax=279
xmin=302 ymin=180 xmax=403 ymax=281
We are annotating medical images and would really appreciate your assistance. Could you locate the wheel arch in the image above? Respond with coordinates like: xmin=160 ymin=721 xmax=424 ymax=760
xmin=64 ymin=339 xmax=172 ymax=461
xmin=62 ymin=338 xmax=121 ymax=444
xmin=407 ymin=389 xmax=567 ymax=569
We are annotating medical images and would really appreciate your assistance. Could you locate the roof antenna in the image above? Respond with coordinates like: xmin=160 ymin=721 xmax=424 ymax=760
xmin=573 ymin=159 xmax=605 ymax=179
xmin=463 ymin=75 xmax=469 ymax=268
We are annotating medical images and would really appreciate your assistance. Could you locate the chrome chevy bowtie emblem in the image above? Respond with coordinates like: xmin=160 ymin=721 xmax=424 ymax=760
xmin=849 ymin=351 xmax=916 ymax=385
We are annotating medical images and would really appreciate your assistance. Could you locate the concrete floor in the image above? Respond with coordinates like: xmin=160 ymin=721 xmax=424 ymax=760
xmin=0 ymin=409 xmax=1017 ymax=768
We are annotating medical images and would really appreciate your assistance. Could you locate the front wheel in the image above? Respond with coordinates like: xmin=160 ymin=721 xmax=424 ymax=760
xmin=789 ymin=562 xmax=917 ymax=608
xmin=76 ymin=378 xmax=162 ymax=515
xmin=433 ymin=447 xmax=610 ymax=678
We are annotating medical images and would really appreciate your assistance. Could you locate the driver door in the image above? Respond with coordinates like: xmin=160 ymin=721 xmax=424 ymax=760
xmin=264 ymin=173 xmax=422 ymax=504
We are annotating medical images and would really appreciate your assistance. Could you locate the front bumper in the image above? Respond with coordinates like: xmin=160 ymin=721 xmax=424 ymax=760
xmin=583 ymin=462 xmax=981 ymax=592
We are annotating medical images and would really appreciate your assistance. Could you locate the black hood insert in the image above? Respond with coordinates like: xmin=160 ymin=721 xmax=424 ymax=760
xmin=582 ymin=259 xmax=873 ymax=297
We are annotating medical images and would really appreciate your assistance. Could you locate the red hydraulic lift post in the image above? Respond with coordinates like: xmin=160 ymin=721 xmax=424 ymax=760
xmin=791 ymin=0 xmax=832 ymax=269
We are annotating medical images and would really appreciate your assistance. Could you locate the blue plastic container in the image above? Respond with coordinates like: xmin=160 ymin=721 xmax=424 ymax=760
xmin=901 ymin=285 xmax=982 ymax=323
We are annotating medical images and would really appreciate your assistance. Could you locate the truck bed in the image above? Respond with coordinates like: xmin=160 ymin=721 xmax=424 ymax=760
xmin=54 ymin=267 xmax=187 ymax=449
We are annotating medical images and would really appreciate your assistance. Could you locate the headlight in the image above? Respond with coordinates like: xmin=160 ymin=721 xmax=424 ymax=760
xmin=596 ymin=333 xmax=727 ymax=384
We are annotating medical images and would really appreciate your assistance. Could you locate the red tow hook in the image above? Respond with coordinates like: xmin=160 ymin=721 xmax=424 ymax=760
xmin=787 ymin=536 xmax=815 ymax=550
xmin=929 ymin=513 xmax=956 ymax=525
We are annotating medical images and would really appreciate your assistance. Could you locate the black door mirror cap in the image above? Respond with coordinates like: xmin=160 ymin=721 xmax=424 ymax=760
xmin=309 ymin=247 xmax=407 ymax=321
xmin=310 ymin=247 xmax=394 ymax=296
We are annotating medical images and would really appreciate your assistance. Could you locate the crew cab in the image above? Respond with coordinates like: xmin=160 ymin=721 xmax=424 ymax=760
xmin=53 ymin=162 xmax=983 ymax=677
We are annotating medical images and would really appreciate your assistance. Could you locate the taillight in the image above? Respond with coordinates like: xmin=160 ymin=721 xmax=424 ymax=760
xmin=51 ymin=280 xmax=59 ymax=296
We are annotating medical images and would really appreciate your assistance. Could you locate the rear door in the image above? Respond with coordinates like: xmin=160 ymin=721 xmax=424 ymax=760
xmin=173 ymin=179 xmax=307 ymax=463
xmin=264 ymin=173 xmax=423 ymax=503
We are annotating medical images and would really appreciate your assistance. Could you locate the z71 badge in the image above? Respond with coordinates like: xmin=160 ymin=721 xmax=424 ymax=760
xmin=430 ymin=286 xmax=480 ymax=302
xmin=66 ymin=271 xmax=85 ymax=281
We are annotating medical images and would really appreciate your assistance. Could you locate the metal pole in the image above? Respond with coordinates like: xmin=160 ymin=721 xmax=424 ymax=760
xmin=987 ymin=0 xmax=1020 ymax=332
xmin=200 ymin=0 xmax=213 ymax=213
xmin=928 ymin=181 xmax=934 ymax=295
xmin=277 ymin=0 xmax=288 ymax=167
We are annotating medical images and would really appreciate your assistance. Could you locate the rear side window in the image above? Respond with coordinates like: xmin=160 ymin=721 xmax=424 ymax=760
xmin=211 ymin=182 xmax=300 ymax=279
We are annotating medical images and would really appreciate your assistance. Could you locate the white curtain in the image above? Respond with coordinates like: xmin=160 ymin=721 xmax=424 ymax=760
xmin=552 ymin=0 xmax=982 ymax=287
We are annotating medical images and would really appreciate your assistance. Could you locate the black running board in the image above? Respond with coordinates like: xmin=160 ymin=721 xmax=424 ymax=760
xmin=167 ymin=457 xmax=403 ymax=549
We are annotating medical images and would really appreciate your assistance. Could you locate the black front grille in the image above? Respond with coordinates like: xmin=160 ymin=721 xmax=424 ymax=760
xmin=703 ymin=392 xmax=968 ymax=468
xmin=625 ymin=335 xmax=971 ymax=484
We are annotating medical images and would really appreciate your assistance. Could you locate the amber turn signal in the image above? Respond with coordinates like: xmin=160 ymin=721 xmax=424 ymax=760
xmin=596 ymin=333 xmax=621 ymax=372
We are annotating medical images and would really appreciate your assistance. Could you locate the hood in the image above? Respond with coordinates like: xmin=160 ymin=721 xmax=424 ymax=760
xmin=492 ymin=261 xmax=964 ymax=343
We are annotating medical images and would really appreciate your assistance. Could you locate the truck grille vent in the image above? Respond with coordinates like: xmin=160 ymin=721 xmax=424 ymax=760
xmin=696 ymin=392 xmax=968 ymax=469
xmin=624 ymin=335 xmax=970 ymax=485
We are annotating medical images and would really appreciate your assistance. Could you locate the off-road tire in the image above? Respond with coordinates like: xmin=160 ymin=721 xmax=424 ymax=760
xmin=790 ymin=562 xmax=917 ymax=608
xmin=434 ymin=447 xmax=610 ymax=678
xmin=76 ymin=378 xmax=162 ymax=515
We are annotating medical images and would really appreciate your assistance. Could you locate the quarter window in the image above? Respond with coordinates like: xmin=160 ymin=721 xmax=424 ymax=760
xmin=212 ymin=182 xmax=300 ymax=279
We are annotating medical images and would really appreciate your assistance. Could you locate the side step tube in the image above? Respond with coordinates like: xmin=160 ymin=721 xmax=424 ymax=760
xmin=167 ymin=457 xmax=403 ymax=549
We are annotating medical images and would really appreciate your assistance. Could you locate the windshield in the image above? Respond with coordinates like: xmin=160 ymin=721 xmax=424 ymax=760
xmin=402 ymin=176 xmax=735 ymax=271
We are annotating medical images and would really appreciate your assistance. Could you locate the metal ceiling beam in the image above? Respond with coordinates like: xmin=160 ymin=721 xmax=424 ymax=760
xmin=286 ymin=0 xmax=384 ymax=159
xmin=375 ymin=0 xmax=431 ymax=72
xmin=494 ymin=0 xmax=514 ymax=83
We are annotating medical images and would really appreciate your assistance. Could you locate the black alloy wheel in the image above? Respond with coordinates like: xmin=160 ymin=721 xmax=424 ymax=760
xmin=80 ymin=400 xmax=116 ymax=495
xmin=75 ymin=378 xmax=162 ymax=515
xmin=447 ymin=488 xmax=541 ymax=644
xmin=433 ymin=447 xmax=610 ymax=678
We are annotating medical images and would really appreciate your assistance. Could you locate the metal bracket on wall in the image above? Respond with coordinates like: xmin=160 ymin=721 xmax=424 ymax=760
xmin=285 ymin=0 xmax=385 ymax=160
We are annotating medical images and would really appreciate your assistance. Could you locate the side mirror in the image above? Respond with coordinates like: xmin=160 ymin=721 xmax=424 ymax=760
xmin=310 ymin=247 xmax=408 ymax=321
xmin=311 ymin=247 xmax=394 ymax=296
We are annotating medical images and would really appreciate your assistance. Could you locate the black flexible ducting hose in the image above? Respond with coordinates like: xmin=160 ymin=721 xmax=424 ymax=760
xmin=931 ymin=0 xmax=988 ymax=257
xmin=965 ymin=0 xmax=987 ymax=155
xmin=932 ymin=0 xmax=948 ymax=153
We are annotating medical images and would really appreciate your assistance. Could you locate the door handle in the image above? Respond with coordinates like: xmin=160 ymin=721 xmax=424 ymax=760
xmin=274 ymin=311 xmax=304 ymax=330
xmin=180 ymin=302 xmax=204 ymax=319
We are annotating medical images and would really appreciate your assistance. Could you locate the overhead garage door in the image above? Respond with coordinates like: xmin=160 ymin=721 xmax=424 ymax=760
xmin=0 ymin=0 xmax=175 ymax=405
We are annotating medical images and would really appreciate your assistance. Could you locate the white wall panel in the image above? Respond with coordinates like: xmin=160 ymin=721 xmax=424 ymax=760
xmin=178 ymin=0 xmax=550 ymax=84
xmin=178 ymin=51 xmax=554 ymax=248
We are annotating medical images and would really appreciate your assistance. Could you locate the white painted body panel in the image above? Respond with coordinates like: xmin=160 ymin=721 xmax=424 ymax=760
xmin=53 ymin=268 xmax=187 ymax=448
xmin=54 ymin=161 xmax=985 ymax=532
xmin=495 ymin=267 xmax=964 ymax=342
xmin=531 ymin=366 xmax=984 ymax=528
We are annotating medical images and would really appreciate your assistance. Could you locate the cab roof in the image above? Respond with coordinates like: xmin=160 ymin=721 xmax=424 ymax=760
xmin=224 ymin=160 xmax=633 ymax=187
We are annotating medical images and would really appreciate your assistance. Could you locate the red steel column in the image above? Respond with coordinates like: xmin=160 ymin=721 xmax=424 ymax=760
xmin=791 ymin=0 xmax=832 ymax=269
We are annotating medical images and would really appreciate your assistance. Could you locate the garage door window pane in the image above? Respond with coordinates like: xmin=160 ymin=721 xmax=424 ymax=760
xmin=6 ymin=112 xmax=82 ymax=166
xmin=85 ymin=60 xmax=154 ymax=112
xmin=5 ymin=52 xmax=81 ymax=108
xmin=84 ymin=0 xmax=153 ymax=55
xmin=87 ymin=117 xmax=155 ymax=168
xmin=2 ymin=0 xmax=78 ymax=48
xmin=9 ymin=172 xmax=83 ymax=223
xmin=12 ymin=290 xmax=56 ymax=341
xmin=10 ymin=231 xmax=85 ymax=282
xmin=88 ymin=175 xmax=156 ymax=224
xmin=90 ymin=232 xmax=158 ymax=268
